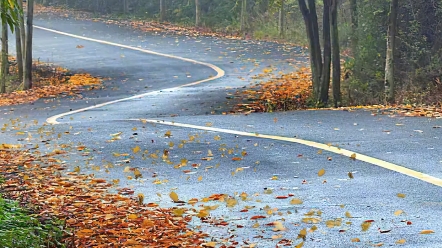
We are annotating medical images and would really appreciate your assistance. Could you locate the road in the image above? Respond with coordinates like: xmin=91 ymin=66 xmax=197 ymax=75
xmin=1 ymin=16 xmax=442 ymax=247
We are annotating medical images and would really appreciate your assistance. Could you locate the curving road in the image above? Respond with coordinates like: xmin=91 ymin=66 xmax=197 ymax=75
xmin=1 ymin=16 xmax=442 ymax=247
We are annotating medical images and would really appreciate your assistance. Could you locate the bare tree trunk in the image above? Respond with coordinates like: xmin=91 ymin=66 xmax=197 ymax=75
xmin=240 ymin=0 xmax=247 ymax=32
xmin=298 ymin=0 xmax=322 ymax=99
xmin=15 ymin=25 xmax=23 ymax=83
xmin=24 ymin=0 xmax=34 ymax=90
xmin=319 ymin=0 xmax=331 ymax=105
xmin=349 ymin=0 xmax=358 ymax=57
xmin=278 ymin=0 xmax=285 ymax=38
xmin=195 ymin=0 xmax=200 ymax=27
xmin=123 ymin=0 xmax=129 ymax=14
xmin=0 ymin=13 xmax=7 ymax=93
xmin=19 ymin=0 xmax=26 ymax=63
xmin=384 ymin=0 xmax=398 ymax=103
xmin=331 ymin=0 xmax=340 ymax=107
xmin=159 ymin=0 xmax=166 ymax=21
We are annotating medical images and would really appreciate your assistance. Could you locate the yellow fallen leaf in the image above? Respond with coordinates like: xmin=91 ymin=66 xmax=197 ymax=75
xmin=132 ymin=146 xmax=140 ymax=153
xmin=345 ymin=211 xmax=352 ymax=218
xmin=273 ymin=221 xmax=286 ymax=231
xmin=290 ymin=198 xmax=303 ymax=205
xmin=198 ymin=175 xmax=203 ymax=181
xmin=170 ymin=191 xmax=179 ymax=202
xmin=128 ymin=214 xmax=138 ymax=220
xmin=394 ymin=210 xmax=404 ymax=216
xmin=361 ymin=221 xmax=372 ymax=231
xmin=350 ymin=153 xmax=356 ymax=160
xmin=295 ymin=241 xmax=304 ymax=248
xmin=351 ymin=238 xmax=360 ymax=242
xmin=395 ymin=239 xmax=406 ymax=244
xmin=318 ymin=168 xmax=325 ymax=177
xmin=397 ymin=193 xmax=406 ymax=198
xmin=419 ymin=230 xmax=435 ymax=234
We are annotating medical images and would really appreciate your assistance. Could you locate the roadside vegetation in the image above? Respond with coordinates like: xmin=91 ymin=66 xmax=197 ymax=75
xmin=0 ymin=177 xmax=66 ymax=248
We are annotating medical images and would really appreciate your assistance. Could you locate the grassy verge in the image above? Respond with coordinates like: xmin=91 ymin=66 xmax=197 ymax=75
xmin=0 ymin=177 xmax=67 ymax=248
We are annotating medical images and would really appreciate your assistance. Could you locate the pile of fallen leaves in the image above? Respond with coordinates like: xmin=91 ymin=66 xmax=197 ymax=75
xmin=235 ymin=67 xmax=313 ymax=113
xmin=0 ymin=61 xmax=101 ymax=106
xmin=0 ymin=147 xmax=209 ymax=247
xmin=234 ymin=67 xmax=442 ymax=118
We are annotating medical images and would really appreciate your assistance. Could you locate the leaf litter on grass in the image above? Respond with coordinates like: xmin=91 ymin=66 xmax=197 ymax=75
xmin=0 ymin=147 xmax=208 ymax=247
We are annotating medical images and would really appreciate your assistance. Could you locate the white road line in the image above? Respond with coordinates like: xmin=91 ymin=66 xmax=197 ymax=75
xmin=129 ymin=118 xmax=442 ymax=187
xmin=36 ymin=26 xmax=225 ymax=125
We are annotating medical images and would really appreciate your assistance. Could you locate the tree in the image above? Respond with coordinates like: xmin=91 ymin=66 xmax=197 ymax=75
xmin=1 ymin=7 xmax=7 ymax=93
xmin=278 ymin=0 xmax=285 ymax=38
xmin=384 ymin=0 xmax=398 ymax=103
xmin=298 ymin=0 xmax=337 ymax=106
xmin=195 ymin=0 xmax=200 ymax=27
xmin=331 ymin=0 xmax=340 ymax=107
xmin=23 ymin=0 xmax=34 ymax=90
xmin=159 ymin=0 xmax=166 ymax=21
xmin=240 ymin=0 xmax=247 ymax=32
xmin=320 ymin=0 xmax=331 ymax=105
xmin=0 ymin=0 xmax=21 ymax=93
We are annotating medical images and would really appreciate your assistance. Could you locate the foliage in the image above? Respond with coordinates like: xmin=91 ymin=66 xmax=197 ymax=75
xmin=0 ymin=193 xmax=66 ymax=248
xmin=0 ymin=0 xmax=22 ymax=32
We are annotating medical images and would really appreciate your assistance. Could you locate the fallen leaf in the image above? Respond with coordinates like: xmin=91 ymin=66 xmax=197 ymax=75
xmin=419 ymin=230 xmax=435 ymax=234
xmin=170 ymin=191 xmax=179 ymax=202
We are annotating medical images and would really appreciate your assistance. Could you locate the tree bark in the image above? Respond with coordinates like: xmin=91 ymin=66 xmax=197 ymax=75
xmin=298 ymin=0 xmax=322 ymax=99
xmin=159 ymin=0 xmax=166 ymax=21
xmin=278 ymin=0 xmax=285 ymax=38
xmin=331 ymin=0 xmax=340 ymax=107
xmin=15 ymin=25 xmax=23 ymax=83
xmin=384 ymin=0 xmax=398 ymax=103
xmin=123 ymin=0 xmax=129 ymax=14
xmin=319 ymin=0 xmax=331 ymax=105
xmin=19 ymin=0 xmax=26 ymax=63
xmin=24 ymin=0 xmax=34 ymax=90
xmin=195 ymin=0 xmax=200 ymax=27
xmin=0 ymin=9 xmax=7 ymax=93
xmin=349 ymin=0 xmax=358 ymax=57
xmin=240 ymin=0 xmax=247 ymax=32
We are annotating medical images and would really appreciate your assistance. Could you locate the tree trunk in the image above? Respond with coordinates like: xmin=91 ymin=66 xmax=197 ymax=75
xmin=0 ymin=11 xmax=7 ymax=93
xmin=384 ymin=0 xmax=398 ymax=103
xmin=240 ymin=0 xmax=247 ymax=32
xmin=319 ymin=0 xmax=331 ymax=106
xmin=331 ymin=0 xmax=340 ymax=107
xmin=159 ymin=0 xmax=166 ymax=21
xmin=278 ymin=0 xmax=285 ymax=38
xmin=195 ymin=0 xmax=200 ymax=27
xmin=19 ymin=0 xmax=26 ymax=63
xmin=298 ymin=0 xmax=322 ymax=99
xmin=15 ymin=25 xmax=23 ymax=83
xmin=349 ymin=0 xmax=358 ymax=57
xmin=24 ymin=0 xmax=34 ymax=90
xmin=123 ymin=0 xmax=129 ymax=14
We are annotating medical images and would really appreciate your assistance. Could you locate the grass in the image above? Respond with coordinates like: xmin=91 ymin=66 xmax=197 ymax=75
xmin=0 ymin=176 xmax=67 ymax=248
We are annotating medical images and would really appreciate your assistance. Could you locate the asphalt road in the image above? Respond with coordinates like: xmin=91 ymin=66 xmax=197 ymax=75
xmin=1 ymin=16 xmax=442 ymax=248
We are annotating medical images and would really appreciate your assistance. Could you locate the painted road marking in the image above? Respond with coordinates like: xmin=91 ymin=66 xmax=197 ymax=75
xmin=126 ymin=118 xmax=442 ymax=187
xmin=36 ymin=26 xmax=225 ymax=125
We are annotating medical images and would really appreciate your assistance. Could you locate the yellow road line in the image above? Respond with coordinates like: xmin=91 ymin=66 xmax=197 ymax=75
xmin=130 ymin=118 xmax=442 ymax=187
xmin=36 ymin=26 xmax=225 ymax=125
